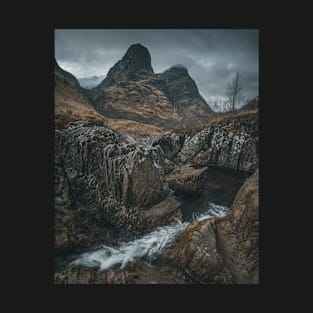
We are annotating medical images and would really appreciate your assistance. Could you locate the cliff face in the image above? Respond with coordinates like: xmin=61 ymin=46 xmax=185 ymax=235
xmin=166 ymin=169 xmax=259 ymax=284
xmin=176 ymin=111 xmax=258 ymax=172
xmin=55 ymin=123 xmax=182 ymax=254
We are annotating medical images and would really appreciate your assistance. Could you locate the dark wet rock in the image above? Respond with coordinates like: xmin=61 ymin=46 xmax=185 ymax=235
xmin=154 ymin=133 xmax=185 ymax=160
xmin=55 ymin=260 xmax=192 ymax=284
xmin=217 ymin=169 xmax=259 ymax=283
xmin=177 ymin=112 xmax=258 ymax=172
xmin=166 ymin=169 xmax=259 ymax=284
xmin=54 ymin=266 xmax=135 ymax=284
xmin=139 ymin=194 xmax=182 ymax=232
xmin=165 ymin=165 xmax=208 ymax=192
xmin=55 ymin=124 xmax=183 ymax=256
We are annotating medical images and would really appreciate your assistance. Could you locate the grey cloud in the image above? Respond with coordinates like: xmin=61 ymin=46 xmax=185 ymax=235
xmin=55 ymin=29 xmax=258 ymax=105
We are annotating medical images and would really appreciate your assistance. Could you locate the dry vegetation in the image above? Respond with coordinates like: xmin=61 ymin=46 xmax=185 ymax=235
xmin=55 ymin=87 xmax=168 ymax=139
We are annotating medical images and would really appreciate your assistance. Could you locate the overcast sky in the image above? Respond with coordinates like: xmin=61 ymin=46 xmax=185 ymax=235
xmin=55 ymin=29 xmax=258 ymax=105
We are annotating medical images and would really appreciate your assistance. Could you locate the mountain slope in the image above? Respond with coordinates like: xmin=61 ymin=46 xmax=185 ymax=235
xmin=159 ymin=65 xmax=213 ymax=114
xmin=85 ymin=43 xmax=213 ymax=130
xmin=240 ymin=96 xmax=259 ymax=112
xmin=55 ymin=59 xmax=107 ymax=129
xmin=78 ymin=75 xmax=106 ymax=89
xmin=55 ymin=59 xmax=167 ymax=137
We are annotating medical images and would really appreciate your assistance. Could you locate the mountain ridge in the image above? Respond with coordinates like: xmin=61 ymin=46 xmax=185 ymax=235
xmin=84 ymin=43 xmax=213 ymax=129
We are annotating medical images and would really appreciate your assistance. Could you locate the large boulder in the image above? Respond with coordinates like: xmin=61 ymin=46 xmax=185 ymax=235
xmin=55 ymin=123 xmax=183 ymax=255
xmin=166 ymin=169 xmax=259 ymax=284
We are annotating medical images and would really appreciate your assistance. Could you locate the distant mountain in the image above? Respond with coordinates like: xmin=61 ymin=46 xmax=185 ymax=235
xmin=158 ymin=65 xmax=212 ymax=114
xmin=85 ymin=43 xmax=213 ymax=130
xmin=78 ymin=75 xmax=106 ymax=89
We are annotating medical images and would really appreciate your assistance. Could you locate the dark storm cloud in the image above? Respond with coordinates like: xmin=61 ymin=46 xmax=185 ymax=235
xmin=55 ymin=29 xmax=258 ymax=105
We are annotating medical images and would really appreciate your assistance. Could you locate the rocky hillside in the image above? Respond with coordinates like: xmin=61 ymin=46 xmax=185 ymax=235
xmin=55 ymin=59 xmax=108 ymax=130
xmin=55 ymin=59 xmax=168 ymax=138
xmin=85 ymin=44 xmax=213 ymax=129
xmin=166 ymin=169 xmax=259 ymax=284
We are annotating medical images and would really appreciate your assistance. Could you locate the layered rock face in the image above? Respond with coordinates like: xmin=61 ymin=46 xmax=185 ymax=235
xmin=166 ymin=169 xmax=259 ymax=284
xmin=55 ymin=123 xmax=182 ymax=254
xmin=86 ymin=44 xmax=213 ymax=129
xmin=177 ymin=111 xmax=258 ymax=172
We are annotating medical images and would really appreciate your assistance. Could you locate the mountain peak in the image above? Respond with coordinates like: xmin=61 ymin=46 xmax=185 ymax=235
xmin=126 ymin=43 xmax=148 ymax=53
xmin=121 ymin=43 xmax=154 ymax=75
xmin=167 ymin=65 xmax=188 ymax=72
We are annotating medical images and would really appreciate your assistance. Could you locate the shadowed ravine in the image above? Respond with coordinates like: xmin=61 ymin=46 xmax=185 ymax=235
xmin=69 ymin=202 xmax=229 ymax=272
xmin=63 ymin=167 xmax=246 ymax=273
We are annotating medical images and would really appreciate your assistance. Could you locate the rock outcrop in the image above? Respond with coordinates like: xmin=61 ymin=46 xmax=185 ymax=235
xmin=55 ymin=266 xmax=136 ymax=284
xmin=166 ymin=169 xmax=259 ymax=284
xmin=165 ymin=165 xmax=208 ymax=193
xmin=55 ymin=123 xmax=183 ymax=255
xmin=176 ymin=111 xmax=258 ymax=172
xmin=55 ymin=260 xmax=191 ymax=284
xmin=137 ymin=133 xmax=185 ymax=161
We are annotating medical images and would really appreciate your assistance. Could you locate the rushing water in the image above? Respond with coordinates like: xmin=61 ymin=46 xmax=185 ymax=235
xmin=69 ymin=202 xmax=229 ymax=272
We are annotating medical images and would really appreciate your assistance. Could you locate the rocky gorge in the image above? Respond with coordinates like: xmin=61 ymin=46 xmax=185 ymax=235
xmin=54 ymin=42 xmax=259 ymax=284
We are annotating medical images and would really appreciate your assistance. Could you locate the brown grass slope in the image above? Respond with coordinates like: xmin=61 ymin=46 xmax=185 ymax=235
xmin=54 ymin=60 xmax=167 ymax=138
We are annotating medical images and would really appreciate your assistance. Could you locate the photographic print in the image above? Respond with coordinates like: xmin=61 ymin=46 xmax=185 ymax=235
xmin=54 ymin=29 xmax=259 ymax=284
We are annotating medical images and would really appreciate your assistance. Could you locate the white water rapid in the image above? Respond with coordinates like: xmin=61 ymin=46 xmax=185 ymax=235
xmin=69 ymin=202 xmax=229 ymax=271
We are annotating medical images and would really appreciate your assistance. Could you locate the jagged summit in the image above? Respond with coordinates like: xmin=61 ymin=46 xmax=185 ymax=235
xmin=96 ymin=43 xmax=154 ymax=88
xmin=122 ymin=43 xmax=154 ymax=74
